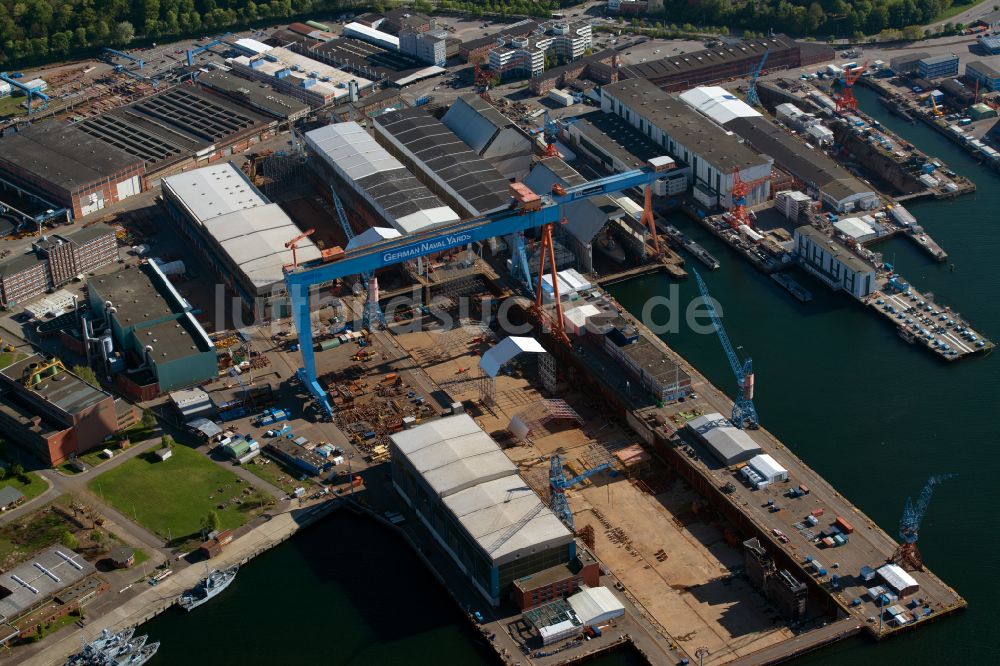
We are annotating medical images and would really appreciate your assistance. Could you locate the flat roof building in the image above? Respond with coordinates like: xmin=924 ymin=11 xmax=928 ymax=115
xmin=441 ymin=94 xmax=534 ymax=180
xmin=228 ymin=46 xmax=375 ymax=107
xmin=723 ymin=116 xmax=879 ymax=213
xmin=390 ymin=414 xmax=574 ymax=605
xmin=292 ymin=37 xmax=446 ymax=87
xmin=686 ymin=412 xmax=762 ymax=465
xmin=0 ymin=547 xmax=98 ymax=625
xmin=794 ymin=225 xmax=876 ymax=300
xmin=965 ymin=60 xmax=1000 ymax=92
xmin=604 ymin=333 xmax=693 ymax=403
xmin=622 ymin=35 xmax=831 ymax=92
xmin=372 ymin=108 xmax=511 ymax=218
xmin=196 ymin=70 xmax=310 ymax=123
xmin=161 ymin=163 xmax=320 ymax=320
xmin=0 ymin=356 xmax=119 ymax=465
xmin=305 ymin=122 xmax=461 ymax=234
xmin=602 ymin=79 xmax=772 ymax=209
xmin=679 ymin=86 xmax=762 ymax=126
xmin=87 ymin=262 xmax=216 ymax=396
xmin=918 ymin=54 xmax=959 ymax=79
xmin=0 ymin=123 xmax=144 ymax=219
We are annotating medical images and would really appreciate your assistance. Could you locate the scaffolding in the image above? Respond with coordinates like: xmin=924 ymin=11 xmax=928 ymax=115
xmin=539 ymin=352 xmax=557 ymax=393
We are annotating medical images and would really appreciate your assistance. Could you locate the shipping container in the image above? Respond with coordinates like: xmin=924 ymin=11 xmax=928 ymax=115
xmin=318 ymin=338 xmax=341 ymax=351
xmin=810 ymin=508 xmax=825 ymax=517
xmin=835 ymin=516 xmax=855 ymax=534
xmin=822 ymin=537 xmax=836 ymax=548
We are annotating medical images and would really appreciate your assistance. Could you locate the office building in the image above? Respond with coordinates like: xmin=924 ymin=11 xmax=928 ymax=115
xmin=918 ymin=54 xmax=959 ymax=79
xmin=400 ymin=28 xmax=448 ymax=67
xmin=794 ymin=225 xmax=876 ymax=300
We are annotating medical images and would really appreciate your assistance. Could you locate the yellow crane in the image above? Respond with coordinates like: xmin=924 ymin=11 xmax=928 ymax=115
xmin=929 ymin=95 xmax=944 ymax=117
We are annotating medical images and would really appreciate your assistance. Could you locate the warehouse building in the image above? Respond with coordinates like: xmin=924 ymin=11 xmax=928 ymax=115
xmin=87 ymin=262 xmax=216 ymax=398
xmin=679 ymin=86 xmax=761 ymax=126
xmin=567 ymin=112 xmax=689 ymax=197
xmin=0 ymin=356 xmax=120 ymax=465
xmin=622 ymin=35 xmax=832 ymax=92
xmin=75 ymin=84 xmax=274 ymax=186
xmin=528 ymin=48 xmax=619 ymax=95
xmin=965 ymin=60 xmax=1000 ymax=92
xmin=291 ymin=36 xmax=446 ymax=87
xmin=686 ymin=413 xmax=762 ymax=465
xmin=441 ymin=94 xmax=534 ymax=179
xmin=382 ymin=8 xmax=435 ymax=35
xmin=161 ymin=163 xmax=320 ymax=320
xmin=390 ymin=414 xmax=575 ymax=606
xmin=722 ymin=116 xmax=878 ymax=213
xmin=918 ymin=54 xmax=959 ymax=79
xmin=602 ymin=79 xmax=772 ymax=209
xmin=0 ymin=226 xmax=118 ymax=309
xmin=604 ymin=332 xmax=693 ymax=403
xmin=0 ymin=546 xmax=108 ymax=642
xmin=373 ymin=108 xmax=512 ymax=218
xmin=229 ymin=46 xmax=374 ymax=106
xmin=794 ymin=225 xmax=876 ymax=300
xmin=305 ymin=122 xmax=461 ymax=235
xmin=0 ymin=123 xmax=144 ymax=219
xmin=889 ymin=52 xmax=930 ymax=75
xmin=196 ymin=70 xmax=310 ymax=125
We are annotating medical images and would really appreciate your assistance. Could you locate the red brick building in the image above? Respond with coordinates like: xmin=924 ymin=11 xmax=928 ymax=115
xmin=512 ymin=548 xmax=602 ymax=610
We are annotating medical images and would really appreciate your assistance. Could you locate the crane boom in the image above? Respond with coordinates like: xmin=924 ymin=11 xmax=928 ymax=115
xmin=692 ymin=269 xmax=758 ymax=429
xmin=746 ymin=49 xmax=769 ymax=107
xmin=487 ymin=501 xmax=545 ymax=554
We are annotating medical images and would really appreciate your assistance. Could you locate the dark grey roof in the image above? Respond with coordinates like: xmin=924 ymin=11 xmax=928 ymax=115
xmin=461 ymin=20 xmax=538 ymax=51
xmin=0 ymin=252 xmax=45 ymax=278
xmin=0 ymin=123 xmax=143 ymax=193
xmin=1 ymin=356 xmax=111 ymax=415
xmin=570 ymin=111 xmax=664 ymax=168
xmin=796 ymin=225 xmax=875 ymax=274
xmin=197 ymin=70 xmax=310 ymax=120
xmin=87 ymin=265 xmax=183 ymax=330
xmin=308 ymin=37 xmax=435 ymax=84
xmin=602 ymin=79 xmax=765 ymax=172
xmin=64 ymin=224 xmax=115 ymax=246
xmin=374 ymin=107 xmax=511 ymax=216
xmin=75 ymin=85 xmax=269 ymax=165
xmin=621 ymin=35 xmax=793 ymax=81
xmin=967 ymin=60 xmax=1000 ymax=78
xmin=723 ymin=116 xmax=873 ymax=199
xmin=0 ymin=485 xmax=24 ymax=506
xmin=354 ymin=168 xmax=448 ymax=220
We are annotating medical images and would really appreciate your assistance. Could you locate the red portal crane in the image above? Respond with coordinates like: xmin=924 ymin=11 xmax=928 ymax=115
xmin=284 ymin=228 xmax=315 ymax=269
xmin=725 ymin=168 xmax=768 ymax=230
xmin=835 ymin=61 xmax=868 ymax=115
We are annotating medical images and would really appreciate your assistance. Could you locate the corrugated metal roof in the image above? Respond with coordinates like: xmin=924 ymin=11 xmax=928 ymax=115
xmin=687 ymin=412 xmax=761 ymax=464
xmin=305 ymin=122 xmax=460 ymax=234
xmin=161 ymin=163 xmax=266 ymax=223
xmin=679 ymin=86 xmax=761 ymax=126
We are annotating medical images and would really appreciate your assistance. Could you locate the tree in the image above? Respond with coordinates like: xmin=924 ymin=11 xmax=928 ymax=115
xmin=10 ymin=462 xmax=24 ymax=480
xmin=60 ymin=530 xmax=79 ymax=550
xmin=112 ymin=20 xmax=135 ymax=46
xmin=160 ymin=435 xmax=173 ymax=449
xmin=89 ymin=530 xmax=102 ymax=543
xmin=201 ymin=510 xmax=221 ymax=535
xmin=141 ymin=409 xmax=156 ymax=429
xmin=72 ymin=365 xmax=99 ymax=388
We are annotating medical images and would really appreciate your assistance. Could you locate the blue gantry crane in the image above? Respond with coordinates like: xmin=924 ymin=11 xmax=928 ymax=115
xmin=0 ymin=72 xmax=49 ymax=114
xmin=508 ymin=232 xmax=534 ymax=297
xmin=549 ymin=454 xmax=612 ymax=530
xmin=746 ymin=49 xmax=769 ymax=108
xmin=692 ymin=268 xmax=758 ymax=429
xmin=186 ymin=35 xmax=231 ymax=67
xmin=102 ymin=48 xmax=144 ymax=69
xmin=285 ymin=159 xmax=673 ymax=414
xmin=893 ymin=473 xmax=957 ymax=571
xmin=328 ymin=186 xmax=386 ymax=331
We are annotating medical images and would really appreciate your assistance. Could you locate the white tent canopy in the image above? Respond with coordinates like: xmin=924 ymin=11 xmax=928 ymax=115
xmin=345 ymin=226 xmax=402 ymax=251
xmin=568 ymin=587 xmax=625 ymax=626
xmin=479 ymin=336 xmax=546 ymax=377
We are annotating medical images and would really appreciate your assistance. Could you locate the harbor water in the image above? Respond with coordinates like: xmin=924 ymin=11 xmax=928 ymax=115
xmin=143 ymin=87 xmax=997 ymax=665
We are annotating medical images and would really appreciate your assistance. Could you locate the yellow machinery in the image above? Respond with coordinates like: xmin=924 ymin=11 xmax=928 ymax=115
xmin=929 ymin=95 xmax=944 ymax=117
xmin=21 ymin=359 xmax=67 ymax=388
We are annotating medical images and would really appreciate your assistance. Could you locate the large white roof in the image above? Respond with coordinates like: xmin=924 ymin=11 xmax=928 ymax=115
xmin=162 ymin=164 xmax=319 ymax=290
xmin=391 ymin=413 xmax=518 ymax=497
xmin=679 ymin=86 xmax=762 ymax=126
xmin=747 ymin=453 xmax=787 ymax=480
xmin=687 ymin=413 xmax=762 ymax=465
xmin=568 ymin=587 xmax=625 ymax=625
xmin=345 ymin=226 xmax=402 ymax=251
xmin=343 ymin=22 xmax=400 ymax=49
xmin=833 ymin=216 xmax=876 ymax=240
xmin=230 ymin=47 xmax=372 ymax=103
xmin=162 ymin=164 xmax=265 ymax=223
xmin=443 ymin=476 xmax=572 ymax=564
xmin=878 ymin=564 xmax=919 ymax=593
xmin=234 ymin=38 xmax=272 ymax=54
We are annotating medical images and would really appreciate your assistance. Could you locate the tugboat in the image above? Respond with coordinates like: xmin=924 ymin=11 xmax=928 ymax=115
xmin=178 ymin=564 xmax=239 ymax=612
xmin=662 ymin=224 xmax=720 ymax=270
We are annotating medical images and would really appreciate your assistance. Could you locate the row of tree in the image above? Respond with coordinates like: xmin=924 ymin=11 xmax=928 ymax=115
xmin=651 ymin=0 xmax=980 ymax=39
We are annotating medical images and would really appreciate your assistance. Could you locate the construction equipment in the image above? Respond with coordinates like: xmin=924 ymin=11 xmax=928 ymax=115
xmin=928 ymin=95 xmax=944 ymax=118
xmin=101 ymin=48 xmax=144 ymax=69
xmin=693 ymin=269 xmax=758 ymax=429
xmin=488 ymin=501 xmax=545 ymax=554
xmin=746 ymin=49 xmax=769 ymax=107
xmin=549 ymin=454 xmax=611 ymax=530
xmin=285 ymin=159 xmax=674 ymax=415
xmin=0 ymin=72 xmax=49 ymax=113
xmin=508 ymin=232 xmax=534 ymax=297
xmin=725 ymin=167 xmax=768 ymax=230
xmin=21 ymin=359 xmax=67 ymax=389
xmin=284 ymin=229 xmax=315 ymax=269
xmin=328 ymin=186 xmax=386 ymax=330
xmin=892 ymin=473 xmax=957 ymax=571
xmin=834 ymin=61 xmax=869 ymax=115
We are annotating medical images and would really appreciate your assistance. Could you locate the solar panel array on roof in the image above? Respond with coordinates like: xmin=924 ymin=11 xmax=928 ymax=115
xmin=304 ymin=122 xmax=460 ymax=234
xmin=373 ymin=108 xmax=511 ymax=216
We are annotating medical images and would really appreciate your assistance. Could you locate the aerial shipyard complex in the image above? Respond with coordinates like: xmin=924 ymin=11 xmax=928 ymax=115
xmin=0 ymin=4 xmax=991 ymax=665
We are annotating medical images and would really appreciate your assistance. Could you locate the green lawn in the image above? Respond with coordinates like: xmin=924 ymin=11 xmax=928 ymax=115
xmin=244 ymin=455 xmax=313 ymax=495
xmin=89 ymin=445 xmax=260 ymax=545
xmin=1 ymin=470 xmax=49 ymax=501
xmin=0 ymin=95 xmax=27 ymax=121
xmin=0 ymin=351 xmax=27 ymax=370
